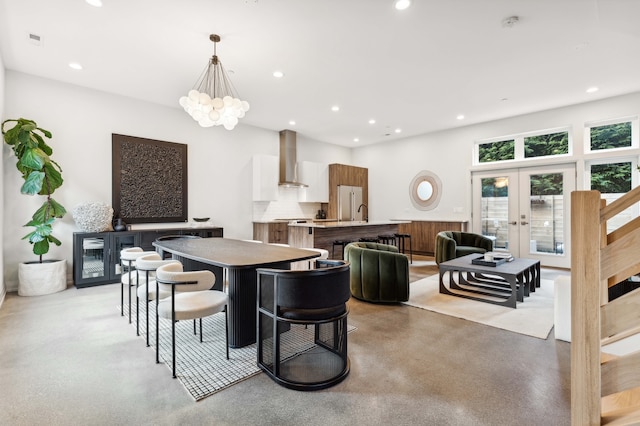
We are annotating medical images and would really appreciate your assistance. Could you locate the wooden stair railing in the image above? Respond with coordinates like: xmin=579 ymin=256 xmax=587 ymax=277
xmin=572 ymin=188 xmax=640 ymax=425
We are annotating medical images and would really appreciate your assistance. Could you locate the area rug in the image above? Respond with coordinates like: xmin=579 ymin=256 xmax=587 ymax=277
xmin=403 ymin=274 xmax=555 ymax=339
xmin=122 ymin=303 xmax=354 ymax=401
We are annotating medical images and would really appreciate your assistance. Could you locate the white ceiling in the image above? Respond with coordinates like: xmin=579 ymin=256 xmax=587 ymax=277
xmin=1 ymin=0 xmax=639 ymax=147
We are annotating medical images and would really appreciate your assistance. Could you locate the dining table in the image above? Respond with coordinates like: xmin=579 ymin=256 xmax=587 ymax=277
xmin=152 ymin=237 xmax=320 ymax=348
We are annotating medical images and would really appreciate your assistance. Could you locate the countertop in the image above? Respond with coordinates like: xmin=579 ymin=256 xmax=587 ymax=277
xmin=288 ymin=220 xmax=410 ymax=228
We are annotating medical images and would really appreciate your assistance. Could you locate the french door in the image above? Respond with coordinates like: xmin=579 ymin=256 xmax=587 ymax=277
xmin=472 ymin=164 xmax=575 ymax=268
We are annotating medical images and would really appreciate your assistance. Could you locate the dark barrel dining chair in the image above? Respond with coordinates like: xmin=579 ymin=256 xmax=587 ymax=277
xmin=256 ymin=259 xmax=351 ymax=391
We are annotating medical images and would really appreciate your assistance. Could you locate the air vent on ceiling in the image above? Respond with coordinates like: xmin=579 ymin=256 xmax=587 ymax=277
xmin=28 ymin=33 xmax=42 ymax=46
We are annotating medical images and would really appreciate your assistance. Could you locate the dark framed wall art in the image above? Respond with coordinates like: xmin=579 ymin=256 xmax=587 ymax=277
xmin=112 ymin=134 xmax=188 ymax=223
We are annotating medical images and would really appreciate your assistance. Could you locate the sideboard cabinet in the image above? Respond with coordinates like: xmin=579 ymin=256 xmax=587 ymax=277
xmin=73 ymin=227 xmax=223 ymax=288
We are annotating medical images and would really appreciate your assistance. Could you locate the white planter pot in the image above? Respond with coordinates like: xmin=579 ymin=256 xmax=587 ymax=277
xmin=18 ymin=259 xmax=67 ymax=296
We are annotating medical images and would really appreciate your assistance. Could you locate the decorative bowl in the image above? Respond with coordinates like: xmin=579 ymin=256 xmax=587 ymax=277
xmin=193 ymin=217 xmax=210 ymax=222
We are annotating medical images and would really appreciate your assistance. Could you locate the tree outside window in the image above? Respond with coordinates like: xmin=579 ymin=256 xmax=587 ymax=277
xmin=590 ymin=122 xmax=632 ymax=151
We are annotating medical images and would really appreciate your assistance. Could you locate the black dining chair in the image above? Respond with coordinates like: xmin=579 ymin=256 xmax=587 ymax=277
xmin=256 ymin=259 xmax=351 ymax=391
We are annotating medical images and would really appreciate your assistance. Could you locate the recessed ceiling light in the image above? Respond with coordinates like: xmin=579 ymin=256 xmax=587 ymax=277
xmin=394 ymin=128 xmax=402 ymax=133
xmin=289 ymin=120 xmax=296 ymax=126
xmin=456 ymin=114 xmax=465 ymax=120
xmin=273 ymin=71 xmax=284 ymax=78
xmin=394 ymin=0 xmax=411 ymax=10
xmin=586 ymin=87 xmax=599 ymax=94
xmin=331 ymin=105 xmax=340 ymax=112
xmin=86 ymin=0 xmax=102 ymax=7
xmin=68 ymin=62 xmax=83 ymax=70
xmin=354 ymin=138 xmax=360 ymax=142
xmin=368 ymin=119 xmax=376 ymax=124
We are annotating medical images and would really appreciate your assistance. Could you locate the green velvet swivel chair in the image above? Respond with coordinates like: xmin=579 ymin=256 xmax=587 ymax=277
xmin=343 ymin=242 xmax=409 ymax=303
xmin=435 ymin=231 xmax=494 ymax=264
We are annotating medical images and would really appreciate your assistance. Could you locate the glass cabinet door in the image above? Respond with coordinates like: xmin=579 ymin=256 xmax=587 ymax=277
xmin=78 ymin=234 xmax=108 ymax=281
xmin=110 ymin=232 xmax=138 ymax=278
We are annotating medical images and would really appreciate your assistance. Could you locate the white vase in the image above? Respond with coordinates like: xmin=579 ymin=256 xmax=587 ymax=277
xmin=18 ymin=259 xmax=67 ymax=296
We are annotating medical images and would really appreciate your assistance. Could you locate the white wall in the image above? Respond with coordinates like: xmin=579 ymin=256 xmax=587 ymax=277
xmin=0 ymin=53 xmax=5 ymax=303
xmin=357 ymin=91 xmax=640 ymax=228
xmin=4 ymin=69 xmax=640 ymax=292
xmin=2 ymin=71 xmax=349 ymax=291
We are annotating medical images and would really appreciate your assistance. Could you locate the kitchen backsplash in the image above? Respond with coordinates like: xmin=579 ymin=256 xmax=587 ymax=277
xmin=253 ymin=186 xmax=321 ymax=221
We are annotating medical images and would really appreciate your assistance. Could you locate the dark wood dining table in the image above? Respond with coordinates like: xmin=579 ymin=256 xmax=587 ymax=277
xmin=152 ymin=238 xmax=320 ymax=348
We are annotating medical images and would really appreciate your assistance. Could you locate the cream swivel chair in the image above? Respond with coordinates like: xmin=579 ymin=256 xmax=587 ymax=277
xmin=155 ymin=262 xmax=229 ymax=378
xmin=120 ymin=247 xmax=155 ymax=333
xmin=134 ymin=253 xmax=181 ymax=347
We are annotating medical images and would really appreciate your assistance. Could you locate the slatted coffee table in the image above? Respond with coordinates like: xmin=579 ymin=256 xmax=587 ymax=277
xmin=438 ymin=254 xmax=540 ymax=308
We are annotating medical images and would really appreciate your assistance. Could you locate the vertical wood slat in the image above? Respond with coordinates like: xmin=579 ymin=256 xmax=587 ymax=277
xmin=571 ymin=190 xmax=603 ymax=426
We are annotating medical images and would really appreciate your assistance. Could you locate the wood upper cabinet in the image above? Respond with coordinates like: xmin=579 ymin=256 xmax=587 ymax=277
xmin=328 ymin=163 xmax=368 ymax=219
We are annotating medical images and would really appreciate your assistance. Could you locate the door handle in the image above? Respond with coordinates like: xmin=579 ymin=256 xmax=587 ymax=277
xmin=509 ymin=221 xmax=517 ymax=225
xmin=521 ymin=221 xmax=529 ymax=225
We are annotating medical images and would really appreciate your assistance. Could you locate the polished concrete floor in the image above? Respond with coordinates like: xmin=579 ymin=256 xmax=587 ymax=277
xmin=0 ymin=268 xmax=571 ymax=426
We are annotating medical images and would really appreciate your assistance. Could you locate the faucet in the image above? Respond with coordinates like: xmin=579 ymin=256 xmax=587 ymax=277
xmin=357 ymin=203 xmax=368 ymax=222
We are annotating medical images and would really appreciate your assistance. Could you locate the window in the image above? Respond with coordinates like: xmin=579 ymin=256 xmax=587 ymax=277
xmin=588 ymin=160 xmax=636 ymax=232
xmin=590 ymin=162 xmax=632 ymax=194
xmin=475 ymin=127 xmax=571 ymax=165
xmin=524 ymin=131 xmax=569 ymax=158
xmin=478 ymin=140 xmax=515 ymax=163
xmin=586 ymin=117 xmax=638 ymax=153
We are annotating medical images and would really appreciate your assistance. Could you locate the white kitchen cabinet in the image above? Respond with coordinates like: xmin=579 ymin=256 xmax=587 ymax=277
xmin=298 ymin=161 xmax=329 ymax=202
xmin=252 ymin=155 xmax=278 ymax=201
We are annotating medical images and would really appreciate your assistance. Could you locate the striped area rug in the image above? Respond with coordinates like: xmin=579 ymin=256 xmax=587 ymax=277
xmin=122 ymin=303 xmax=353 ymax=400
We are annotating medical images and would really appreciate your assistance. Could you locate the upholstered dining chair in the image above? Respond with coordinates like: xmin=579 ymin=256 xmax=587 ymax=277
xmin=120 ymin=247 xmax=156 ymax=332
xmin=257 ymin=259 xmax=351 ymax=390
xmin=155 ymin=262 xmax=229 ymax=378
xmin=134 ymin=253 xmax=181 ymax=347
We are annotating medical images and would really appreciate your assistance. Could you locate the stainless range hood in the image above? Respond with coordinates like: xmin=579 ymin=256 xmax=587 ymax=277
xmin=278 ymin=129 xmax=308 ymax=188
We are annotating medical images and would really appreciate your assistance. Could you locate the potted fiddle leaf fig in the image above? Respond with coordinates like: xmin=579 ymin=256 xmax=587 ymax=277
xmin=2 ymin=118 xmax=67 ymax=296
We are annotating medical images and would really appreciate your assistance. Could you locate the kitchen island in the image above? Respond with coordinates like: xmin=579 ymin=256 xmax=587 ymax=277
xmin=288 ymin=220 xmax=410 ymax=258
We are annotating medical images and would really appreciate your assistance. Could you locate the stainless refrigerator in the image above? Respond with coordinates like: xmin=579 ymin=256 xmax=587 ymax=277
xmin=337 ymin=185 xmax=364 ymax=221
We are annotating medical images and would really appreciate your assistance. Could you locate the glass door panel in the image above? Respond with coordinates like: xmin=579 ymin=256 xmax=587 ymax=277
xmin=81 ymin=236 xmax=106 ymax=279
xmin=479 ymin=175 xmax=512 ymax=250
xmin=111 ymin=232 xmax=138 ymax=278
xmin=527 ymin=173 xmax=565 ymax=255
xmin=518 ymin=165 xmax=574 ymax=268
xmin=473 ymin=169 xmax=519 ymax=255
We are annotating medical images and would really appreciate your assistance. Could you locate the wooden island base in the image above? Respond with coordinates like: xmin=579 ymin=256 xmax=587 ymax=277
xmin=288 ymin=222 xmax=402 ymax=259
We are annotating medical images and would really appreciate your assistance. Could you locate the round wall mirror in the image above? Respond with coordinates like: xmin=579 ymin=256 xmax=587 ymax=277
xmin=409 ymin=170 xmax=442 ymax=210
xmin=417 ymin=181 xmax=433 ymax=201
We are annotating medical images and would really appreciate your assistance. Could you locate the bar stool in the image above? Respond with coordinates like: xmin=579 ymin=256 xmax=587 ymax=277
xmin=359 ymin=237 xmax=379 ymax=243
xmin=394 ymin=233 xmax=413 ymax=264
xmin=378 ymin=234 xmax=396 ymax=246
xmin=332 ymin=240 xmax=351 ymax=259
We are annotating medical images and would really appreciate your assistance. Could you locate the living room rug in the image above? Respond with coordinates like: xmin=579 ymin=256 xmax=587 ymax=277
xmin=122 ymin=303 xmax=354 ymax=401
xmin=403 ymin=274 xmax=555 ymax=339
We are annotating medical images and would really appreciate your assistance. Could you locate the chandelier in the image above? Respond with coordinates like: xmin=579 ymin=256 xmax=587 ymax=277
xmin=179 ymin=34 xmax=250 ymax=130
